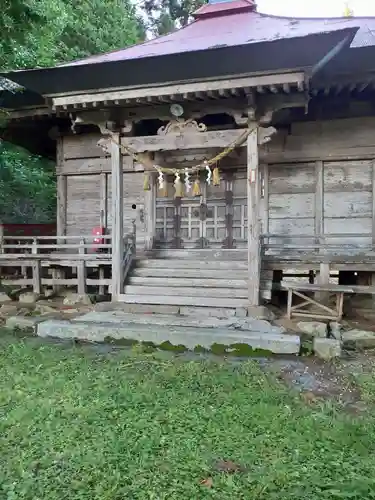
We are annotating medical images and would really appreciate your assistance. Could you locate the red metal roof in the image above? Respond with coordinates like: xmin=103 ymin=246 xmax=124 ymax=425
xmin=58 ymin=2 xmax=375 ymax=68
xmin=193 ymin=0 xmax=255 ymax=18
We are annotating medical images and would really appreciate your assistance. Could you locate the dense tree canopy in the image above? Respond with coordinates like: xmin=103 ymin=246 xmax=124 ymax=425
xmin=0 ymin=0 xmax=145 ymax=223
xmin=1 ymin=0 xmax=144 ymax=70
xmin=142 ymin=0 xmax=207 ymax=35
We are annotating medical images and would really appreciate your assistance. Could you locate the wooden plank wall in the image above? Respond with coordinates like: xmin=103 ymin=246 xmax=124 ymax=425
xmin=268 ymin=163 xmax=315 ymax=238
xmin=57 ymin=117 xmax=375 ymax=253
xmin=263 ymin=117 xmax=375 ymax=249
xmin=323 ymin=160 xmax=373 ymax=247
xmin=59 ymin=133 xmax=145 ymax=249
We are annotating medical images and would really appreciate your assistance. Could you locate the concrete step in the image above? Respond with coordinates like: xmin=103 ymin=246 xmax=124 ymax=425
xmin=37 ymin=319 xmax=300 ymax=354
xmin=133 ymin=268 xmax=246 ymax=279
xmin=119 ymin=294 xmax=248 ymax=308
xmin=73 ymin=311 xmax=283 ymax=333
xmin=128 ymin=276 xmax=248 ymax=288
xmin=136 ymin=259 xmax=247 ymax=270
xmin=124 ymin=285 xmax=248 ymax=299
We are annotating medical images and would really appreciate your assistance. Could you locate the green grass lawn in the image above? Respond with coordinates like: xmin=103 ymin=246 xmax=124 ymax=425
xmin=1 ymin=338 xmax=375 ymax=499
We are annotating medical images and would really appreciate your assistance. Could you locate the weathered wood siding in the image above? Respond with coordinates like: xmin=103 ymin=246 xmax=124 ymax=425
xmin=262 ymin=117 xmax=375 ymax=163
xmin=268 ymin=163 xmax=315 ymax=237
xmin=107 ymin=172 xmax=145 ymax=248
xmin=61 ymin=134 xmax=145 ymax=249
xmin=323 ymin=160 xmax=373 ymax=247
xmin=58 ymin=117 xmax=375 ymax=254
xmin=66 ymin=174 xmax=101 ymax=236
xmin=262 ymin=118 xmax=375 ymax=251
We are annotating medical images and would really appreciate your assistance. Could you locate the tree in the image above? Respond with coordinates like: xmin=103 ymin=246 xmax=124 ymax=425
xmin=1 ymin=0 xmax=145 ymax=70
xmin=142 ymin=0 xmax=207 ymax=36
xmin=1 ymin=0 xmax=145 ymax=223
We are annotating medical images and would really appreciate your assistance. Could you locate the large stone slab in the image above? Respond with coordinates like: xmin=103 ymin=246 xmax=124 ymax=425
xmin=37 ymin=319 xmax=300 ymax=354
xmin=342 ymin=329 xmax=375 ymax=349
xmin=72 ymin=311 xmax=285 ymax=335
xmin=0 ymin=292 xmax=12 ymax=304
xmin=313 ymin=338 xmax=341 ymax=360
xmin=6 ymin=315 xmax=45 ymax=331
xmin=298 ymin=322 xmax=327 ymax=338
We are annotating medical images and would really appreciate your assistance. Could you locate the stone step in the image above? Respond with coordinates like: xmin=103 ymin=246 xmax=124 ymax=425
xmin=128 ymin=276 xmax=248 ymax=288
xmin=136 ymin=259 xmax=247 ymax=270
xmin=148 ymin=249 xmax=247 ymax=261
xmin=73 ymin=311 xmax=283 ymax=333
xmin=132 ymin=268 xmax=246 ymax=279
xmin=37 ymin=319 xmax=300 ymax=354
xmin=119 ymin=294 xmax=248 ymax=308
xmin=124 ymin=285 xmax=248 ymax=299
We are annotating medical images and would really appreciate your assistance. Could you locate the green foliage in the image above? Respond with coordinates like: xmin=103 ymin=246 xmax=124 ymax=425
xmin=0 ymin=339 xmax=375 ymax=498
xmin=143 ymin=0 xmax=207 ymax=35
xmin=0 ymin=142 xmax=56 ymax=223
xmin=1 ymin=0 xmax=145 ymax=224
xmin=1 ymin=0 xmax=144 ymax=70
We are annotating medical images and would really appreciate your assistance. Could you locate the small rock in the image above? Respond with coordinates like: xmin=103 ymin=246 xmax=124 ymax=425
xmin=62 ymin=308 xmax=79 ymax=315
xmin=235 ymin=308 xmax=247 ymax=318
xmin=19 ymin=292 xmax=40 ymax=305
xmin=6 ymin=315 xmax=41 ymax=331
xmin=35 ymin=304 xmax=57 ymax=315
xmin=298 ymin=321 xmax=327 ymax=338
xmin=342 ymin=329 xmax=375 ymax=349
xmin=0 ymin=292 xmax=11 ymax=304
xmin=43 ymin=288 xmax=55 ymax=299
xmin=313 ymin=337 xmax=341 ymax=360
xmin=0 ymin=304 xmax=18 ymax=316
xmin=63 ymin=293 xmax=92 ymax=306
xmin=247 ymin=306 xmax=275 ymax=321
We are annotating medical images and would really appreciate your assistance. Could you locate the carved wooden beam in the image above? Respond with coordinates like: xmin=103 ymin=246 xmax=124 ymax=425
xmin=257 ymin=92 xmax=309 ymax=124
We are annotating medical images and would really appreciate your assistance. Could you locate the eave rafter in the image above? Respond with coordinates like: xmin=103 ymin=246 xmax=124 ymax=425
xmin=49 ymin=72 xmax=308 ymax=112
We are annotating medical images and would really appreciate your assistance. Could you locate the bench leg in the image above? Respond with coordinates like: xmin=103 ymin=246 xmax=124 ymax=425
xmin=287 ymin=289 xmax=292 ymax=319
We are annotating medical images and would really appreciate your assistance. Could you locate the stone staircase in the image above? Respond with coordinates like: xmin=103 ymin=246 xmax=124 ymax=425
xmin=34 ymin=250 xmax=300 ymax=355
xmin=121 ymin=250 xmax=249 ymax=317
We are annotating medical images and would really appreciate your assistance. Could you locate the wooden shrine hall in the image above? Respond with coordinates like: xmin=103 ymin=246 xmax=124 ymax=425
xmin=2 ymin=0 xmax=375 ymax=319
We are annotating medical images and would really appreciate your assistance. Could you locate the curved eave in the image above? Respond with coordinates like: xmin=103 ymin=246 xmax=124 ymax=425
xmin=1 ymin=28 xmax=357 ymax=99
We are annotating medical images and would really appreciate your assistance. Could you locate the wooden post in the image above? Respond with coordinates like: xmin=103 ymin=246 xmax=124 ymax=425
xmin=144 ymin=172 xmax=156 ymax=251
xmin=316 ymin=262 xmax=330 ymax=304
xmin=98 ymin=267 xmax=105 ymax=295
xmin=32 ymin=238 xmax=41 ymax=295
xmin=56 ymin=174 xmax=67 ymax=241
xmin=77 ymin=238 xmax=87 ymax=295
xmin=99 ymin=172 xmax=108 ymax=229
xmin=111 ymin=133 xmax=124 ymax=300
xmin=315 ymin=160 xmax=324 ymax=239
xmin=247 ymin=126 xmax=261 ymax=307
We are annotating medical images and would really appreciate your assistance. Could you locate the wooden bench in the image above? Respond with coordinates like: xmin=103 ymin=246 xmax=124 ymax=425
xmin=282 ymin=282 xmax=375 ymax=321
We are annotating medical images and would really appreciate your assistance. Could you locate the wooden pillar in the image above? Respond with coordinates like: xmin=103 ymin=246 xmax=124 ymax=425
xmin=56 ymin=138 xmax=67 ymax=239
xmin=316 ymin=262 xmax=330 ymax=304
xmin=144 ymin=173 xmax=156 ymax=251
xmin=314 ymin=160 xmax=324 ymax=239
xmin=247 ymin=126 xmax=261 ymax=306
xmin=99 ymin=172 xmax=108 ymax=229
xmin=111 ymin=133 xmax=124 ymax=300
xmin=56 ymin=174 xmax=67 ymax=239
